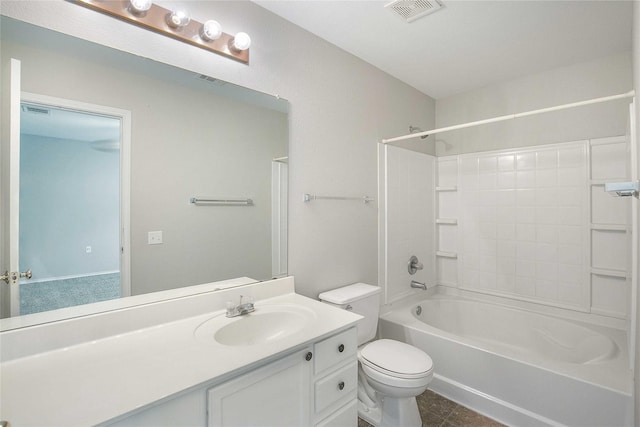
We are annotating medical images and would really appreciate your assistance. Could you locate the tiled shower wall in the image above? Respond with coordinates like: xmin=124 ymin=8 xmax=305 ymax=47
xmin=437 ymin=137 xmax=631 ymax=318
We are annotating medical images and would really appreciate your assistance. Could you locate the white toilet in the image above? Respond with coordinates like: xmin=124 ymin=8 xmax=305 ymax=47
xmin=319 ymin=283 xmax=433 ymax=427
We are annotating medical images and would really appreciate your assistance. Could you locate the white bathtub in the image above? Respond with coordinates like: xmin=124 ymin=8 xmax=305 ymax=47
xmin=379 ymin=293 xmax=633 ymax=427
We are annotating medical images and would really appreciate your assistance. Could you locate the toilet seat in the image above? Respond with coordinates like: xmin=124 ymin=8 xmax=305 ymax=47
xmin=359 ymin=339 xmax=433 ymax=380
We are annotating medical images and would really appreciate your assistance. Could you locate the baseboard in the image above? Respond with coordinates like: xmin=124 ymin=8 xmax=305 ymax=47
xmin=26 ymin=271 xmax=119 ymax=284
xmin=429 ymin=374 xmax=564 ymax=427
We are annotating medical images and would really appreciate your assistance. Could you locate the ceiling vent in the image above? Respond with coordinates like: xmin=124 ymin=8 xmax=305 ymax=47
xmin=21 ymin=105 xmax=50 ymax=115
xmin=196 ymin=74 xmax=227 ymax=86
xmin=385 ymin=0 xmax=444 ymax=23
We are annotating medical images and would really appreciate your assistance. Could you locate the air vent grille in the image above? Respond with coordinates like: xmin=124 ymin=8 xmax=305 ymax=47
xmin=385 ymin=0 xmax=444 ymax=23
xmin=196 ymin=74 xmax=227 ymax=86
xmin=22 ymin=105 xmax=50 ymax=115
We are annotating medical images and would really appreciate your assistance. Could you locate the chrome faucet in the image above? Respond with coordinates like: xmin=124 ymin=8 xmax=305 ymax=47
xmin=410 ymin=280 xmax=427 ymax=290
xmin=226 ymin=295 xmax=255 ymax=317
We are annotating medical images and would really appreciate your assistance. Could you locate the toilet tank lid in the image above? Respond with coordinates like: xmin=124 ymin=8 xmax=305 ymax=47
xmin=319 ymin=283 xmax=381 ymax=304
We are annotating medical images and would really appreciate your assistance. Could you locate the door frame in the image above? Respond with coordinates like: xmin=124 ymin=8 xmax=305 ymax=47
xmin=19 ymin=92 xmax=132 ymax=307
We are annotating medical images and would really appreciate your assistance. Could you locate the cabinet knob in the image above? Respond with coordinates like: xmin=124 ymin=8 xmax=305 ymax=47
xmin=338 ymin=381 xmax=345 ymax=391
xmin=305 ymin=352 xmax=313 ymax=361
xmin=338 ymin=344 xmax=344 ymax=353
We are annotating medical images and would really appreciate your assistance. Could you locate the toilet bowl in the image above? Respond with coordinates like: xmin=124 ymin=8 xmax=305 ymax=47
xmin=318 ymin=283 xmax=434 ymax=427
xmin=357 ymin=339 xmax=433 ymax=427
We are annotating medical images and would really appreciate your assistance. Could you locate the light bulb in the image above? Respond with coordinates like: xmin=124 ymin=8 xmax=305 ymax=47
xmin=129 ymin=0 xmax=152 ymax=14
xmin=166 ymin=10 xmax=190 ymax=28
xmin=200 ymin=20 xmax=222 ymax=42
xmin=231 ymin=32 xmax=251 ymax=51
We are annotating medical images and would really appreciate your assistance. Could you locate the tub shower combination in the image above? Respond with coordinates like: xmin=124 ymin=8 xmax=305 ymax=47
xmin=379 ymin=294 xmax=631 ymax=426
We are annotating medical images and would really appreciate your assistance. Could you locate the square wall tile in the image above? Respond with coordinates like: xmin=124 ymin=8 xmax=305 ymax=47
xmin=592 ymin=230 xmax=628 ymax=271
xmin=479 ymin=156 xmax=497 ymax=173
xmin=497 ymin=223 xmax=516 ymax=240
xmin=438 ymin=226 xmax=457 ymax=253
xmin=517 ymin=170 xmax=536 ymax=188
xmin=536 ymin=150 xmax=558 ymax=169
xmin=517 ymin=224 xmax=536 ymax=241
xmin=437 ymin=257 xmax=457 ymax=285
xmin=438 ymin=158 xmax=458 ymax=187
xmin=498 ymin=155 xmax=515 ymax=171
xmin=558 ymin=226 xmax=582 ymax=245
xmin=516 ymin=152 xmax=536 ymax=170
xmin=591 ymin=185 xmax=630 ymax=225
xmin=591 ymin=142 xmax=629 ymax=180
xmin=536 ymin=169 xmax=557 ymax=188
xmin=438 ymin=192 xmax=458 ymax=218
xmin=558 ymin=283 xmax=583 ymax=306
xmin=496 ymin=189 xmax=516 ymax=207
xmin=558 ymin=146 xmax=586 ymax=168
xmin=557 ymin=167 xmax=584 ymax=187
xmin=591 ymin=274 xmax=628 ymax=318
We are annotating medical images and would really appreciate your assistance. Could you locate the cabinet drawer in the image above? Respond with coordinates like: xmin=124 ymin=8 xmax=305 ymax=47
xmin=315 ymin=400 xmax=358 ymax=427
xmin=314 ymin=361 xmax=357 ymax=414
xmin=314 ymin=327 xmax=357 ymax=374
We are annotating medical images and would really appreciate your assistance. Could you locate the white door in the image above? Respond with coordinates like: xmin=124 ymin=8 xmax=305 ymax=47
xmin=1 ymin=58 xmax=23 ymax=318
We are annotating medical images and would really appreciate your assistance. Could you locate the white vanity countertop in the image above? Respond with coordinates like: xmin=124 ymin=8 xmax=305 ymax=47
xmin=1 ymin=290 xmax=360 ymax=426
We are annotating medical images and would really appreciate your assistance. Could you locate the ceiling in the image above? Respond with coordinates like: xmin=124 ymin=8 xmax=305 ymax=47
xmin=254 ymin=0 xmax=633 ymax=99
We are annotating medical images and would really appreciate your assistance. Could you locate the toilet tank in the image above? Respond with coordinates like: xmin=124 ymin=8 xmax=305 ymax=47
xmin=318 ymin=283 xmax=382 ymax=346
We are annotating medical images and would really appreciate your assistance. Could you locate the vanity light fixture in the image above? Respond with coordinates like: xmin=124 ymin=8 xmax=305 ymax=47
xmin=230 ymin=32 xmax=251 ymax=51
xmin=74 ymin=0 xmax=250 ymax=64
xmin=166 ymin=9 xmax=190 ymax=29
xmin=128 ymin=0 xmax=152 ymax=14
xmin=200 ymin=20 xmax=223 ymax=41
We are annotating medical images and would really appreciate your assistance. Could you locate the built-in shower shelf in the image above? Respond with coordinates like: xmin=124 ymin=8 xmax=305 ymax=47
xmin=591 ymin=224 xmax=628 ymax=232
xmin=591 ymin=267 xmax=627 ymax=279
xmin=436 ymin=251 xmax=458 ymax=259
xmin=436 ymin=218 xmax=458 ymax=225
xmin=436 ymin=186 xmax=457 ymax=192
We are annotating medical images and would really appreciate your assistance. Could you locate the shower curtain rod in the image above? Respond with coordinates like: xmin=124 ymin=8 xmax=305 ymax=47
xmin=381 ymin=90 xmax=635 ymax=144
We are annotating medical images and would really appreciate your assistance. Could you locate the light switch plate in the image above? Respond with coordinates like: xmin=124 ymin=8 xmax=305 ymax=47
xmin=148 ymin=231 xmax=163 ymax=245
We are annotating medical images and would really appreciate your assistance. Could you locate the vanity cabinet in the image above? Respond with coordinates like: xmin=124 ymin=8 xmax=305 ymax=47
xmin=104 ymin=326 xmax=358 ymax=427
xmin=207 ymin=347 xmax=312 ymax=426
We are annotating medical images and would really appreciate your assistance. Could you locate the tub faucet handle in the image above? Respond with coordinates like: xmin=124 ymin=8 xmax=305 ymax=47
xmin=408 ymin=255 xmax=424 ymax=275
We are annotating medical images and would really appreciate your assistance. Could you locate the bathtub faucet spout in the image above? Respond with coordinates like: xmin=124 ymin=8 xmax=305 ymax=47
xmin=410 ymin=280 xmax=427 ymax=290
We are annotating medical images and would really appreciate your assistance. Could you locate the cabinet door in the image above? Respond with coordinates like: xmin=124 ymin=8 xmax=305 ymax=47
xmin=208 ymin=348 xmax=312 ymax=427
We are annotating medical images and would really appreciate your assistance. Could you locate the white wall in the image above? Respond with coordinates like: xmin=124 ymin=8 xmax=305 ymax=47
xmin=20 ymin=134 xmax=120 ymax=281
xmin=435 ymin=52 xmax=632 ymax=156
xmin=0 ymin=1 xmax=435 ymax=299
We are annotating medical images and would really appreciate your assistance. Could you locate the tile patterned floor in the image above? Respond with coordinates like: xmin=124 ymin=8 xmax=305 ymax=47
xmin=358 ymin=389 xmax=505 ymax=427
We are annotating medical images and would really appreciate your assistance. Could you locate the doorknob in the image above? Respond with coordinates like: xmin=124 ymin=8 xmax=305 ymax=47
xmin=1 ymin=269 xmax=32 ymax=284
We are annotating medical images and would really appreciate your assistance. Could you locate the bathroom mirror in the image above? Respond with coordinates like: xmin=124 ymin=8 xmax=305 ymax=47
xmin=0 ymin=17 xmax=288 ymax=327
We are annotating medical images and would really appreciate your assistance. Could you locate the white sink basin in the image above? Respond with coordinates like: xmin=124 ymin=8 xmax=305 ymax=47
xmin=195 ymin=305 xmax=316 ymax=346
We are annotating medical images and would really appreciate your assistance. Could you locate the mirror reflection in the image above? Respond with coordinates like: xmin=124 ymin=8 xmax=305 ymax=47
xmin=1 ymin=17 xmax=288 ymax=320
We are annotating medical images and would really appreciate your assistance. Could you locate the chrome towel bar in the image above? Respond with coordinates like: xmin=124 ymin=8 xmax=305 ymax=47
xmin=190 ymin=197 xmax=253 ymax=205
xmin=303 ymin=193 xmax=374 ymax=203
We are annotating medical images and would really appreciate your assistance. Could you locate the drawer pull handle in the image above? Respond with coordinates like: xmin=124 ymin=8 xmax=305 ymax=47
xmin=338 ymin=344 xmax=345 ymax=353
xmin=338 ymin=381 xmax=345 ymax=391
xmin=305 ymin=352 xmax=313 ymax=361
